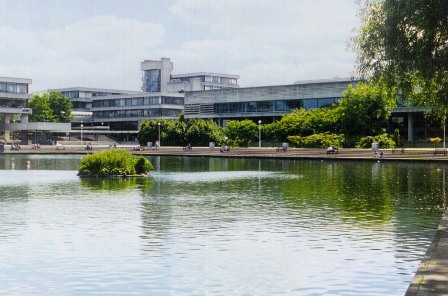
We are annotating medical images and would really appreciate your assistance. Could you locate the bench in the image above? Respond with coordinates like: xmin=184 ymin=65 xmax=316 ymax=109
xmin=433 ymin=148 xmax=447 ymax=155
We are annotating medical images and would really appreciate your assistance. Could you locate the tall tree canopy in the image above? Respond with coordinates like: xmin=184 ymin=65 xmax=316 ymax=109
xmin=29 ymin=92 xmax=73 ymax=122
xmin=353 ymin=0 xmax=448 ymax=116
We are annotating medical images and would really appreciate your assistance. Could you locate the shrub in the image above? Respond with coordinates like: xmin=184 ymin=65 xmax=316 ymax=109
xmin=355 ymin=133 xmax=396 ymax=148
xmin=288 ymin=133 xmax=345 ymax=148
xmin=429 ymin=137 xmax=442 ymax=148
xmin=78 ymin=149 xmax=154 ymax=177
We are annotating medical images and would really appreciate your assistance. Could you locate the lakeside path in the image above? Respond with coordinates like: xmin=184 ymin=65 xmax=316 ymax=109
xmin=7 ymin=144 xmax=448 ymax=162
xmin=5 ymin=144 xmax=448 ymax=294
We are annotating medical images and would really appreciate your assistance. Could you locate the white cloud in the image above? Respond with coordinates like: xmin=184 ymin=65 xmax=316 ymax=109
xmin=0 ymin=16 xmax=165 ymax=91
xmin=0 ymin=1 xmax=360 ymax=91
xmin=169 ymin=0 xmax=359 ymax=86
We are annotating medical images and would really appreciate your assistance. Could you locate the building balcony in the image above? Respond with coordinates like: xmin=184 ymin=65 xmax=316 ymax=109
xmin=0 ymin=107 xmax=32 ymax=114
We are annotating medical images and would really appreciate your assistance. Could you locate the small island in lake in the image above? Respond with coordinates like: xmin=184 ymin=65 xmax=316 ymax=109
xmin=78 ymin=149 xmax=154 ymax=177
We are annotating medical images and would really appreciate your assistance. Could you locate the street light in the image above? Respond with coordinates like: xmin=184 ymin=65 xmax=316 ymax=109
xmin=258 ymin=120 xmax=262 ymax=148
xmin=158 ymin=122 xmax=161 ymax=148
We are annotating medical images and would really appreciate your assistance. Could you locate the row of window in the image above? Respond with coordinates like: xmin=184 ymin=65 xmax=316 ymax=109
xmin=203 ymin=76 xmax=237 ymax=85
xmin=93 ymin=108 xmax=181 ymax=119
xmin=92 ymin=96 xmax=184 ymax=108
xmin=62 ymin=91 xmax=124 ymax=99
xmin=175 ymin=76 xmax=238 ymax=85
xmin=0 ymin=83 xmax=28 ymax=94
xmin=215 ymin=98 xmax=340 ymax=114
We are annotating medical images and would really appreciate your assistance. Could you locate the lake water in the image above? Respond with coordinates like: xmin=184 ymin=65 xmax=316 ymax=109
xmin=0 ymin=155 xmax=445 ymax=295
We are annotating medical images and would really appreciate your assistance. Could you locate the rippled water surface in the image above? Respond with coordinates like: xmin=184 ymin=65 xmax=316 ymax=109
xmin=0 ymin=155 xmax=446 ymax=295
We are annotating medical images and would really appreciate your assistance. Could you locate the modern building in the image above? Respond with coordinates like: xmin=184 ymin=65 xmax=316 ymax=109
xmin=184 ymin=78 xmax=357 ymax=124
xmin=184 ymin=77 xmax=434 ymax=143
xmin=141 ymin=57 xmax=239 ymax=93
xmin=90 ymin=92 xmax=184 ymax=131
xmin=56 ymin=58 xmax=239 ymax=132
xmin=0 ymin=77 xmax=70 ymax=144
xmin=0 ymin=77 xmax=32 ymax=143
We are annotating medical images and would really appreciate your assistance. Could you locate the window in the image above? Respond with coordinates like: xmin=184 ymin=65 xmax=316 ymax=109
xmin=0 ymin=83 xmax=6 ymax=92
xmin=137 ymin=97 xmax=144 ymax=106
xmin=93 ymin=101 xmax=102 ymax=108
xmin=317 ymin=98 xmax=335 ymax=108
xmin=7 ymin=83 xmax=16 ymax=93
xmin=16 ymin=84 xmax=27 ymax=93
xmin=302 ymin=99 xmax=318 ymax=110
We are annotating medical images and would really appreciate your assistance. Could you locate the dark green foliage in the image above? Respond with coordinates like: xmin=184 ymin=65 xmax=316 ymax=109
xmin=354 ymin=0 xmax=448 ymax=117
xmin=355 ymin=134 xmax=396 ymax=148
xmin=185 ymin=118 xmax=224 ymax=146
xmin=288 ymin=133 xmax=345 ymax=148
xmin=78 ymin=149 xmax=153 ymax=177
xmin=135 ymin=156 xmax=154 ymax=174
xmin=224 ymin=120 xmax=258 ymax=147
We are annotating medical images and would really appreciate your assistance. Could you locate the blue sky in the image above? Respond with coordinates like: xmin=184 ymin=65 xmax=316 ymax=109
xmin=0 ymin=0 xmax=360 ymax=92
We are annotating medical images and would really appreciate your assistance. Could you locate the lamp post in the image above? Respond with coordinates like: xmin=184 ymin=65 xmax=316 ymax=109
xmin=158 ymin=122 xmax=161 ymax=148
xmin=80 ymin=122 xmax=83 ymax=146
xmin=258 ymin=120 xmax=262 ymax=148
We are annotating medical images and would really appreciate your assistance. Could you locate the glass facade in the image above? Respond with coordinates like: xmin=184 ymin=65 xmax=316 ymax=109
xmin=214 ymin=98 xmax=339 ymax=114
xmin=94 ymin=108 xmax=181 ymax=119
xmin=0 ymin=82 xmax=28 ymax=94
xmin=142 ymin=69 xmax=161 ymax=92
xmin=92 ymin=96 xmax=184 ymax=108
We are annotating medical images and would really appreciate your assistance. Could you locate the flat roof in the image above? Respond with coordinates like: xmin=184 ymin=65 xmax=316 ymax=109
xmin=294 ymin=77 xmax=361 ymax=85
xmin=48 ymin=87 xmax=141 ymax=94
xmin=171 ymin=72 xmax=240 ymax=79
xmin=0 ymin=77 xmax=32 ymax=84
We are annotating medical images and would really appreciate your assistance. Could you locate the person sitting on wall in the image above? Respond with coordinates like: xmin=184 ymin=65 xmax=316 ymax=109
xmin=326 ymin=146 xmax=337 ymax=154
xmin=85 ymin=143 xmax=93 ymax=151
xmin=220 ymin=144 xmax=229 ymax=153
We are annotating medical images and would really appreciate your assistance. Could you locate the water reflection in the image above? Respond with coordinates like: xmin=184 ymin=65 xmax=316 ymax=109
xmin=0 ymin=155 xmax=446 ymax=295
xmin=80 ymin=177 xmax=153 ymax=191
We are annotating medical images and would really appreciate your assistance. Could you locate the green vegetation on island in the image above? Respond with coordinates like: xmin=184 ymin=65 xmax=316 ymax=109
xmin=78 ymin=149 xmax=154 ymax=177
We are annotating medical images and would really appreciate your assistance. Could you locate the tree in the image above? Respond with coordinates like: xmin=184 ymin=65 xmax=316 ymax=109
xmin=28 ymin=92 xmax=73 ymax=122
xmin=353 ymin=0 xmax=448 ymax=116
xmin=185 ymin=119 xmax=223 ymax=146
xmin=224 ymin=120 xmax=258 ymax=147
xmin=28 ymin=93 xmax=55 ymax=122
xmin=337 ymin=82 xmax=395 ymax=137
xmin=274 ymin=107 xmax=338 ymax=141
xmin=48 ymin=92 xmax=73 ymax=122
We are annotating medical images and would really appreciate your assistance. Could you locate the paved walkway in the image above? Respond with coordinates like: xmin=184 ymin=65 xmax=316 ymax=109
xmin=7 ymin=145 xmax=448 ymax=162
xmin=406 ymin=210 xmax=448 ymax=296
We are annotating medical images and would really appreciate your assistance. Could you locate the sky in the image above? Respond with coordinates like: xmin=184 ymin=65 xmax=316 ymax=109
xmin=0 ymin=0 xmax=361 ymax=92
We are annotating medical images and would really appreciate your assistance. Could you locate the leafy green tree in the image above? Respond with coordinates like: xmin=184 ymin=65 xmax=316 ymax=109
xmin=275 ymin=108 xmax=338 ymax=141
xmin=353 ymin=0 xmax=448 ymax=116
xmin=337 ymin=82 xmax=395 ymax=137
xmin=29 ymin=93 xmax=55 ymax=122
xmin=138 ymin=119 xmax=164 ymax=146
xmin=48 ymin=92 xmax=73 ymax=122
xmin=29 ymin=92 xmax=73 ymax=123
xmin=185 ymin=119 xmax=223 ymax=146
xmin=224 ymin=120 xmax=258 ymax=147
